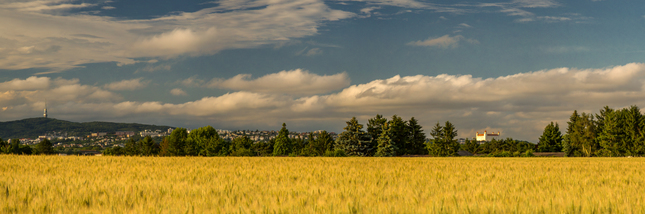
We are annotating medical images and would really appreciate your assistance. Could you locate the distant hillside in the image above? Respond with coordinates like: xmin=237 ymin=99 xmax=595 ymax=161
xmin=0 ymin=118 xmax=174 ymax=139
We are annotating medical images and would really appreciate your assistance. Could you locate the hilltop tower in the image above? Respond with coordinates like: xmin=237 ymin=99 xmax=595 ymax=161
xmin=44 ymin=104 xmax=48 ymax=118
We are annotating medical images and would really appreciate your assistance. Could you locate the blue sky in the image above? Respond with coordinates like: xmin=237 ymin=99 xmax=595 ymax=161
xmin=1 ymin=0 xmax=645 ymax=141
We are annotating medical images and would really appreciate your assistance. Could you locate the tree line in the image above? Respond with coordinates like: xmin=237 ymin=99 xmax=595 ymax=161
xmin=100 ymin=114 xmax=536 ymax=157
xmin=103 ymin=115 xmax=434 ymax=157
xmin=0 ymin=138 xmax=54 ymax=155
xmin=541 ymin=105 xmax=645 ymax=157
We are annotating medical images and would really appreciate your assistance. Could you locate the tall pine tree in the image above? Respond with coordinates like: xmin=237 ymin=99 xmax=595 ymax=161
xmin=375 ymin=124 xmax=397 ymax=157
xmin=538 ymin=122 xmax=563 ymax=152
xmin=272 ymin=123 xmax=292 ymax=156
xmin=407 ymin=117 xmax=427 ymax=155
xmin=335 ymin=117 xmax=372 ymax=156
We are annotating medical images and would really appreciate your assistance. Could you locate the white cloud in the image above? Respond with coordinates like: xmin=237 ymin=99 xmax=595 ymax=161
xmin=207 ymin=69 xmax=350 ymax=95
xmin=0 ymin=0 xmax=97 ymax=12
xmin=128 ymin=0 xmax=355 ymax=58
xmin=458 ymin=23 xmax=472 ymax=28
xmin=104 ymin=78 xmax=149 ymax=91
xmin=407 ymin=34 xmax=478 ymax=48
xmin=170 ymin=88 xmax=188 ymax=96
xmin=0 ymin=76 xmax=50 ymax=91
xmin=0 ymin=76 xmax=120 ymax=112
xmin=0 ymin=0 xmax=355 ymax=71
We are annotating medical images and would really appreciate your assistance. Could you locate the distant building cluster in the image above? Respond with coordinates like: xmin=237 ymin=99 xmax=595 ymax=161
xmin=217 ymin=130 xmax=338 ymax=142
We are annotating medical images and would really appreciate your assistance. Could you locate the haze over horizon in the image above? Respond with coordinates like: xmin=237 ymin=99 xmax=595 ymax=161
xmin=1 ymin=0 xmax=645 ymax=141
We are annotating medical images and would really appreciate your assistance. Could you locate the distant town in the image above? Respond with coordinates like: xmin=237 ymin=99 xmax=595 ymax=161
xmin=10 ymin=128 xmax=339 ymax=151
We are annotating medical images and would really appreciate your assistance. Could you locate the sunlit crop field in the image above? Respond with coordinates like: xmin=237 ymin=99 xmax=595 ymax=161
xmin=1 ymin=156 xmax=644 ymax=213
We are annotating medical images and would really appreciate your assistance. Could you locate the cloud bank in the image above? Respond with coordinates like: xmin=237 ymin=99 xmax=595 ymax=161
xmin=0 ymin=0 xmax=354 ymax=71
xmin=3 ymin=63 xmax=645 ymax=141
xmin=207 ymin=69 xmax=351 ymax=95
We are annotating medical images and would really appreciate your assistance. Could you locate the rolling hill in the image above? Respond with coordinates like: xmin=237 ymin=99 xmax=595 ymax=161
xmin=0 ymin=117 xmax=174 ymax=139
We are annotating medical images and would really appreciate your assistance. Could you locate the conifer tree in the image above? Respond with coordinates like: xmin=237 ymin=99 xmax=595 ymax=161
xmin=367 ymin=114 xmax=388 ymax=155
xmin=317 ymin=130 xmax=334 ymax=152
xmin=335 ymin=117 xmax=372 ymax=156
xmin=273 ymin=123 xmax=291 ymax=156
xmin=138 ymin=136 xmax=157 ymax=156
xmin=407 ymin=117 xmax=426 ymax=155
xmin=538 ymin=122 xmax=563 ymax=152
xmin=563 ymin=110 xmax=580 ymax=157
xmin=597 ymin=109 xmax=625 ymax=156
xmin=461 ymin=138 xmax=480 ymax=154
xmin=388 ymin=115 xmax=409 ymax=155
xmin=375 ymin=125 xmax=397 ymax=157
xmin=427 ymin=121 xmax=459 ymax=156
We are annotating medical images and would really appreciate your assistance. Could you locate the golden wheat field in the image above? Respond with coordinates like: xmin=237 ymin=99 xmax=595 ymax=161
xmin=1 ymin=156 xmax=644 ymax=213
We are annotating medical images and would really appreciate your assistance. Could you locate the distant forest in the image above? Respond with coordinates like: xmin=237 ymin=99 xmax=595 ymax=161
xmin=0 ymin=118 xmax=173 ymax=139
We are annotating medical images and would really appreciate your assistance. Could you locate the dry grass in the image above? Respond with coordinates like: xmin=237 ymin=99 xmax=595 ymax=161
xmin=1 ymin=156 xmax=644 ymax=213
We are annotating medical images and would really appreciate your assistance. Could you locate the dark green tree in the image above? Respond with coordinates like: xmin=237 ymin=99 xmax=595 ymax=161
xmin=407 ymin=117 xmax=427 ymax=155
xmin=563 ymin=110 xmax=580 ymax=157
xmin=461 ymin=138 xmax=480 ymax=154
xmin=388 ymin=115 xmax=409 ymax=155
xmin=317 ymin=130 xmax=334 ymax=153
xmin=252 ymin=139 xmax=274 ymax=156
xmin=124 ymin=138 xmax=139 ymax=156
xmin=367 ymin=114 xmax=388 ymax=155
xmin=335 ymin=117 xmax=372 ymax=156
xmin=167 ymin=128 xmax=188 ymax=156
xmin=624 ymin=106 xmax=644 ymax=156
xmin=538 ymin=122 xmax=563 ymax=152
xmin=188 ymin=126 xmax=224 ymax=156
xmin=597 ymin=108 xmax=625 ymax=156
xmin=273 ymin=123 xmax=292 ymax=156
xmin=375 ymin=124 xmax=397 ymax=157
xmin=36 ymin=139 xmax=54 ymax=155
xmin=0 ymin=138 xmax=9 ymax=154
xmin=292 ymin=136 xmax=305 ymax=156
xmin=230 ymin=135 xmax=254 ymax=156
xmin=138 ymin=136 xmax=158 ymax=156
xmin=11 ymin=139 xmax=20 ymax=154
xmin=103 ymin=146 xmax=125 ymax=156
xmin=572 ymin=113 xmax=598 ymax=157
xmin=301 ymin=133 xmax=318 ymax=156
xmin=427 ymin=121 xmax=460 ymax=156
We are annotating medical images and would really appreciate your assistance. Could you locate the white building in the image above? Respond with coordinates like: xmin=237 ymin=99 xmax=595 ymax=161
xmin=476 ymin=131 xmax=501 ymax=142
